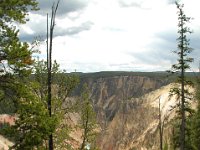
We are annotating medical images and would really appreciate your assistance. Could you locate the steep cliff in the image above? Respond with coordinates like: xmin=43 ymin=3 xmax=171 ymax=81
xmin=96 ymin=84 xmax=178 ymax=150
xmin=77 ymin=73 xmax=169 ymax=124
xmin=74 ymin=72 xmax=174 ymax=149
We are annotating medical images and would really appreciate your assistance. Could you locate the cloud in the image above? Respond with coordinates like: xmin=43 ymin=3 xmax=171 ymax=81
xmin=19 ymin=11 xmax=94 ymax=42
xmin=19 ymin=0 xmax=93 ymax=42
xmin=62 ymin=62 xmax=111 ymax=73
xmin=64 ymin=21 xmax=94 ymax=35
xmin=118 ymin=0 xmax=143 ymax=8
xmin=118 ymin=0 xmax=172 ymax=9
xmin=35 ymin=0 xmax=90 ymax=17
xmin=18 ymin=0 xmax=200 ymax=72
xmin=188 ymin=32 xmax=200 ymax=70
xmin=19 ymin=14 xmax=46 ymax=42
xmin=150 ymin=28 xmax=200 ymax=71
xmin=127 ymin=48 xmax=175 ymax=71
xmin=154 ymin=30 xmax=177 ymax=50
xmin=167 ymin=0 xmax=176 ymax=4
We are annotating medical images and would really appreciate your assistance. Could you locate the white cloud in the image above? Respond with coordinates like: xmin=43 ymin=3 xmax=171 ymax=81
xmin=21 ymin=0 xmax=200 ymax=72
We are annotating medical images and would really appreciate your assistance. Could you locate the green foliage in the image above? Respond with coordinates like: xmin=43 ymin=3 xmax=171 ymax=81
xmin=0 ymin=1 xmax=40 ymax=147
xmin=0 ymin=0 xmax=79 ymax=149
xmin=0 ymin=0 xmax=38 ymax=24
xmin=79 ymin=84 xmax=98 ymax=150
xmin=33 ymin=59 xmax=79 ymax=149
xmin=0 ymin=75 xmax=17 ymax=113
xmin=1 ymin=60 xmax=79 ymax=149
xmin=0 ymin=0 xmax=38 ymax=75
xmin=163 ymin=144 xmax=168 ymax=150
xmin=171 ymin=2 xmax=193 ymax=73
xmin=33 ymin=59 xmax=79 ymax=111
xmin=171 ymin=114 xmax=198 ymax=150
xmin=190 ymin=109 xmax=200 ymax=150
xmin=169 ymin=2 xmax=194 ymax=150
xmin=0 ymin=81 xmax=57 ymax=149
xmin=0 ymin=0 xmax=39 ymax=114
xmin=33 ymin=60 xmax=79 ymax=101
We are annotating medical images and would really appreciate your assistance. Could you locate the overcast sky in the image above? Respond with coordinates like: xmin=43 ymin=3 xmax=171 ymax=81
xmin=19 ymin=0 xmax=200 ymax=72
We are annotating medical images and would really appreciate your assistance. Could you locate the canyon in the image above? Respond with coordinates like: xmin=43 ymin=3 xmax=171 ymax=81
xmin=1 ymin=72 xmax=186 ymax=149
xmin=71 ymin=72 xmax=177 ymax=149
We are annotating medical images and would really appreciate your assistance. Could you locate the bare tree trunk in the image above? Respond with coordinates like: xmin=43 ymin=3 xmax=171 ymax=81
xmin=47 ymin=1 xmax=60 ymax=150
xmin=159 ymin=97 xmax=163 ymax=150
xmin=47 ymin=12 xmax=53 ymax=150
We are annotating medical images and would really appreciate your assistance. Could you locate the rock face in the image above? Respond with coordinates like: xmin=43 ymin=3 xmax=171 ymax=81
xmin=75 ymin=73 xmax=172 ymax=149
xmin=79 ymin=75 xmax=168 ymax=122
xmin=0 ymin=115 xmax=15 ymax=149
xmin=96 ymin=84 xmax=178 ymax=150
xmin=0 ymin=134 xmax=13 ymax=150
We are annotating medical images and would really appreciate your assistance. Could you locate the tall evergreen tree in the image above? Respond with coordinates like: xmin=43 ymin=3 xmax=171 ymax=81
xmin=33 ymin=59 xmax=79 ymax=149
xmin=1 ymin=83 xmax=57 ymax=150
xmin=0 ymin=0 xmax=38 ymax=74
xmin=0 ymin=0 xmax=38 ymax=111
xmin=79 ymin=84 xmax=98 ymax=150
xmin=170 ymin=2 xmax=193 ymax=150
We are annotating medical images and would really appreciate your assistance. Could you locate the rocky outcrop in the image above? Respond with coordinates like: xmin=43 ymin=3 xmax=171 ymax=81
xmin=91 ymin=82 xmax=194 ymax=150
xmin=0 ymin=135 xmax=13 ymax=150
xmin=78 ymin=75 xmax=169 ymax=125
xmin=0 ymin=114 xmax=16 ymax=126
xmin=97 ymin=84 xmax=177 ymax=150
xmin=74 ymin=73 xmax=173 ymax=149
xmin=0 ymin=115 xmax=15 ymax=150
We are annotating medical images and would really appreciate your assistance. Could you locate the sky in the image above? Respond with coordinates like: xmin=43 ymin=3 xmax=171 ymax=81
xmin=19 ymin=0 xmax=200 ymax=72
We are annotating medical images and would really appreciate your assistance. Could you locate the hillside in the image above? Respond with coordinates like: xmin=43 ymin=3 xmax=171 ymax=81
xmin=96 ymin=83 xmax=178 ymax=150
xmin=71 ymin=72 xmax=197 ymax=149
xmin=70 ymin=72 xmax=175 ymax=149
xmin=0 ymin=72 xmax=195 ymax=149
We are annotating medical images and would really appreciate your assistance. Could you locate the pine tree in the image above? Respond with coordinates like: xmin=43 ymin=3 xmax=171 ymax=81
xmin=1 ymin=83 xmax=57 ymax=150
xmin=33 ymin=59 xmax=79 ymax=149
xmin=0 ymin=1 xmax=77 ymax=149
xmin=170 ymin=2 xmax=193 ymax=150
xmin=79 ymin=84 xmax=98 ymax=150
xmin=0 ymin=0 xmax=38 ymax=74
xmin=0 ymin=0 xmax=38 ymax=113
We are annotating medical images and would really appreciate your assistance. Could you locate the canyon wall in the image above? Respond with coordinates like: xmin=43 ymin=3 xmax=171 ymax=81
xmin=75 ymin=72 xmax=173 ymax=149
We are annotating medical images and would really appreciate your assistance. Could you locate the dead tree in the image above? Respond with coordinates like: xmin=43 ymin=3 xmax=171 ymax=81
xmin=47 ymin=0 xmax=60 ymax=149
